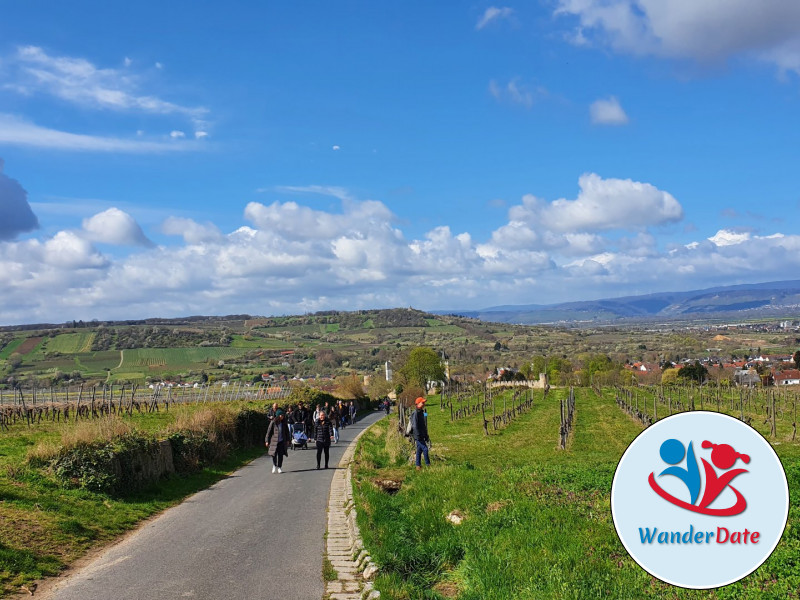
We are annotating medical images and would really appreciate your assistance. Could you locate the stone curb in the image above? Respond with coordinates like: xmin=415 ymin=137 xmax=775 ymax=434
xmin=324 ymin=418 xmax=381 ymax=600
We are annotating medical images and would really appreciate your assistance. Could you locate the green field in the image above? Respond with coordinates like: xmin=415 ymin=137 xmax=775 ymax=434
xmin=353 ymin=390 xmax=800 ymax=599
xmin=0 ymin=338 xmax=24 ymax=360
xmin=120 ymin=347 xmax=249 ymax=370
xmin=46 ymin=333 xmax=95 ymax=354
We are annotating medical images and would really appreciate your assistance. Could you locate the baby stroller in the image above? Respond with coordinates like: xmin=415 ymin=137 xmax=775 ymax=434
xmin=290 ymin=422 xmax=309 ymax=450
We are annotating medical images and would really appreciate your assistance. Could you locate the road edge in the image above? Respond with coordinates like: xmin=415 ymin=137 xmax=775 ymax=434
xmin=323 ymin=417 xmax=382 ymax=600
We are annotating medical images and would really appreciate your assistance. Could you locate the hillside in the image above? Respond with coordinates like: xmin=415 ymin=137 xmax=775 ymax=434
xmin=449 ymin=280 xmax=800 ymax=324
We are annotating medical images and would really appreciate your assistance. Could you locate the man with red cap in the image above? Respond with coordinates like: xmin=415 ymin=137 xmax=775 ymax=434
xmin=410 ymin=396 xmax=431 ymax=470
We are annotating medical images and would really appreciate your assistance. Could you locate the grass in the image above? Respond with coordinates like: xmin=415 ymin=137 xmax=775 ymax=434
xmin=47 ymin=333 xmax=95 ymax=355
xmin=0 ymin=401 xmax=267 ymax=596
xmin=352 ymin=389 xmax=800 ymax=599
xmin=323 ymin=554 xmax=338 ymax=581
xmin=0 ymin=339 xmax=24 ymax=360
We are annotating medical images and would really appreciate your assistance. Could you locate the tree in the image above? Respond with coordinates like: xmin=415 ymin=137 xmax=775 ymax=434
xmin=661 ymin=367 xmax=679 ymax=386
xmin=794 ymin=350 xmax=800 ymax=369
xmin=397 ymin=347 xmax=445 ymax=391
xmin=678 ymin=361 xmax=708 ymax=384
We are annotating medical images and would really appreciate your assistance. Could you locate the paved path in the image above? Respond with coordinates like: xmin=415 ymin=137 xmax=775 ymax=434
xmin=41 ymin=411 xmax=385 ymax=600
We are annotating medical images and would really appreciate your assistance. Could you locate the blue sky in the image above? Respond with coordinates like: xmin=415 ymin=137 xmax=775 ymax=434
xmin=1 ymin=1 xmax=800 ymax=324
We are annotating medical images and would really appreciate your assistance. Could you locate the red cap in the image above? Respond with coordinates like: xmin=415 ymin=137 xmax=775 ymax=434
xmin=415 ymin=396 xmax=426 ymax=406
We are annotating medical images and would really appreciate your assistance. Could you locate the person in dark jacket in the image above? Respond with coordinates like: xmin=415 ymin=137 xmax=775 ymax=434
xmin=329 ymin=405 xmax=340 ymax=443
xmin=410 ymin=397 xmax=430 ymax=469
xmin=314 ymin=411 xmax=334 ymax=469
xmin=265 ymin=409 xmax=290 ymax=473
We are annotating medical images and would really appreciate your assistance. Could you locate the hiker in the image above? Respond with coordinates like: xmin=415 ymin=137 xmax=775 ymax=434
xmin=314 ymin=411 xmax=334 ymax=469
xmin=329 ymin=404 xmax=340 ymax=443
xmin=313 ymin=403 xmax=322 ymax=422
xmin=267 ymin=402 xmax=279 ymax=421
xmin=349 ymin=401 xmax=357 ymax=424
xmin=384 ymin=398 xmax=391 ymax=415
xmin=338 ymin=401 xmax=347 ymax=427
xmin=410 ymin=397 xmax=431 ymax=469
xmin=265 ymin=409 xmax=290 ymax=474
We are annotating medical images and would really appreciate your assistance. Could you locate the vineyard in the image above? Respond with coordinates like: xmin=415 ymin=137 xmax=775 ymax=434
xmin=598 ymin=383 xmax=799 ymax=441
xmin=0 ymin=381 xmax=291 ymax=431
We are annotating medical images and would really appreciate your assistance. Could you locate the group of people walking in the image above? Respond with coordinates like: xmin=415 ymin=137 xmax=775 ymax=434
xmin=264 ymin=399 xmax=359 ymax=472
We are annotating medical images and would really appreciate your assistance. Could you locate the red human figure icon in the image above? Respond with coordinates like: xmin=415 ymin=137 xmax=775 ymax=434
xmin=697 ymin=441 xmax=750 ymax=513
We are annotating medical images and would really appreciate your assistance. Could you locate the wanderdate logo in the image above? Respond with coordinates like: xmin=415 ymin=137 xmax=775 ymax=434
xmin=649 ymin=438 xmax=750 ymax=516
xmin=611 ymin=412 xmax=789 ymax=589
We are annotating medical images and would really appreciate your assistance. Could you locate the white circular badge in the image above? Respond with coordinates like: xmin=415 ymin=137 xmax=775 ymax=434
xmin=611 ymin=411 xmax=789 ymax=589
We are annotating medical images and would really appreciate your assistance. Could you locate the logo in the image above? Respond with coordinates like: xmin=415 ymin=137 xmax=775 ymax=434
xmin=648 ymin=439 xmax=749 ymax=516
xmin=611 ymin=411 xmax=789 ymax=589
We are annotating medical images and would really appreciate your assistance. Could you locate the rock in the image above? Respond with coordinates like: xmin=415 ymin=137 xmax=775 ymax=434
xmin=446 ymin=510 xmax=464 ymax=525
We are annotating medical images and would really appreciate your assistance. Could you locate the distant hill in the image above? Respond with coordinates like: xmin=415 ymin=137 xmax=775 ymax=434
xmin=444 ymin=280 xmax=800 ymax=325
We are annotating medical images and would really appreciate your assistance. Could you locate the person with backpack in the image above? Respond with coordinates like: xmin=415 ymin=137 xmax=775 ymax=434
xmin=314 ymin=411 xmax=334 ymax=469
xmin=409 ymin=397 xmax=431 ymax=470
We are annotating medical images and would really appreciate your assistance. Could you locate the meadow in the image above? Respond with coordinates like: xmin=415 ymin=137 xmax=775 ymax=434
xmin=352 ymin=388 xmax=800 ymax=599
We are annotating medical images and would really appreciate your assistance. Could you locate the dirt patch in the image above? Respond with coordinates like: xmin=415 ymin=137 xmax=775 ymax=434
xmin=486 ymin=500 xmax=509 ymax=513
xmin=373 ymin=478 xmax=403 ymax=495
xmin=712 ymin=335 xmax=730 ymax=341
xmin=16 ymin=337 xmax=42 ymax=356
xmin=433 ymin=580 xmax=460 ymax=598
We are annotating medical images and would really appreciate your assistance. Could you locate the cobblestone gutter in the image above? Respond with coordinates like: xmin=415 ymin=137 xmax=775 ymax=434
xmin=324 ymin=423 xmax=380 ymax=600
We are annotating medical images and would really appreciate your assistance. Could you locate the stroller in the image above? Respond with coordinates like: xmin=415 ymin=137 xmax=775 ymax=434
xmin=290 ymin=422 xmax=309 ymax=450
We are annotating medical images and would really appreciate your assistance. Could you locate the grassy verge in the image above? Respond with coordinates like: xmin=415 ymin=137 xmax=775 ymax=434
xmin=352 ymin=388 xmax=800 ymax=599
xmin=0 ymin=402 xmax=267 ymax=596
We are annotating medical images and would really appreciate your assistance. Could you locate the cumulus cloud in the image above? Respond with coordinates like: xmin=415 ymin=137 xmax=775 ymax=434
xmin=590 ymin=96 xmax=629 ymax=125
xmin=6 ymin=183 xmax=800 ymax=324
xmin=556 ymin=1 xmax=800 ymax=74
xmin=476 ymin=7 xmax=514 ymax=30
xmin=161 ymin=217 xmax=222 ymax=244
xmin=500 ymin=173 xmax=682 ymax=236
xmin=82 ymin=208 xmax=153 ymax=246
xmin=0 ymin=159 xmax=39 ymax=240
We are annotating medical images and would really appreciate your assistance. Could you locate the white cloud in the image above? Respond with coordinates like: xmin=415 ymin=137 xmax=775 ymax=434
xmin=332 ymin=145 xmax=341 ymax=151
xmin=556 ymin=1 xmax=800 ymax=74
xmin=6 ymin=183 xmax=800 ymax=324
xmin=170 ymin=130 xmax=186 ymax=139
xmin=476 ymin=7 xmax=514 ymax=30
xmin=11 ymin=46 xmax=206 ymax=117
xmin=708 ymin=229 xmax=750 ymax=247
xmin=161 ymin=216 xmax=222 ymax=244
xmin=502 ymin=174 xmax=682 ymax=235
xmin=274 ymin=185 xmax=355 ymax=202
xmin=82 ymin=208 xmax=153 ymax=246
xmin=590 ymin=96 xmax=629 ymax=125
xmin=195 ymin=131 xmax=209 ymax=139
xmin=123 ymin=57 xmax=132 ymax=67
xmin=0 ymin=113 xmax=202 ymax=153
xmin=0 ymin=159 xmax=39 ymax=240
xmin=489 ymin=78 xmax=547 ymax=108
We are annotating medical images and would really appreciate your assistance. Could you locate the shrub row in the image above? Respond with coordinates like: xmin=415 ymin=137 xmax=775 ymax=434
xmin=35 ymin=408 xmax=270 ymax=495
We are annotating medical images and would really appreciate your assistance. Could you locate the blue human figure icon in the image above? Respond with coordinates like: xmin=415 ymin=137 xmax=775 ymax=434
xmin=658 ymin=438 xmax=701 ymax=505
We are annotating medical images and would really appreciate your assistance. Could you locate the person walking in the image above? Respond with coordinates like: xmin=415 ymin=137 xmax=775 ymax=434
xmin=349 ymin=400 xmax=357 ymax=425
xmin=330 ymin=404 xmax=340 ymax=444
xmin=410 ymin=397 xmax=431 ymax=470
xmin=314 ymin=411 xmax=334 ymax=469
xmin=265 ymin=409 xmax=290 ymax=474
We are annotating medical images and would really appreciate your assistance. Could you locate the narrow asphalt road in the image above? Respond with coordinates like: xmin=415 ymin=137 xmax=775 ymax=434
xmin=41 ymin=410 xmax=385 ymax=600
